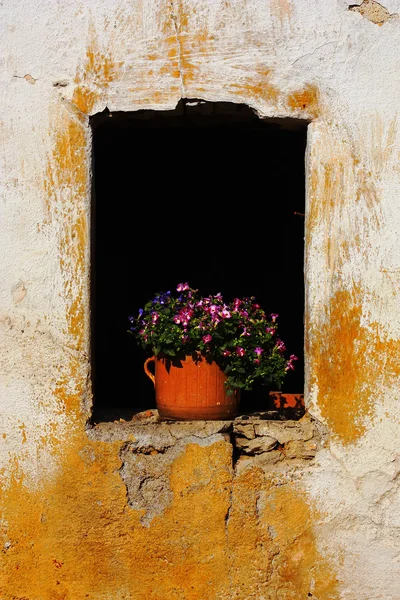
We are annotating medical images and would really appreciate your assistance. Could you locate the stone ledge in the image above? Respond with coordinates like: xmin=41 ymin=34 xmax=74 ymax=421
xmin=87 ymin=410 xmax=324 ymax=461
xmin=86 ymin=410 xmax=327 ymax=525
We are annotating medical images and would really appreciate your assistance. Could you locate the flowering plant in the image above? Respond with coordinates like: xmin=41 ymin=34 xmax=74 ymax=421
xmin=129 ymin=283 xmax=297 ymax=395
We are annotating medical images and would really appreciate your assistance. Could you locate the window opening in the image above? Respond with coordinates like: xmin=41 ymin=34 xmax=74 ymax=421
xmin=90 ymin=100 xmax=307 ymax=422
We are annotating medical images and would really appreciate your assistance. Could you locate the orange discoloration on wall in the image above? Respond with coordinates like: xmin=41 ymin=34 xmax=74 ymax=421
xmin=0 ymin=440 xmax=237 ymax=599
xmin=232 ymin=66 xmax=280 ymax=106
xmin=310 ymin=288 xmax=400 ymax=444
xmin=227 ymin=467 xmax=339 ymax=598
xmin=72 ymin=26 xmax=122 ymax=115
xmin=44 ymin=111 xmax=90 ymax=420
xmin=0 ymin=437 xmax=340 ymax=599
xmin=46 ymin=117 xmax=88 ymax=351
xmin=305 ymin=124 xmax=397 ymax=443
xmin=263 ymin=480 xmax=338 ymax=597
xmin=287 ymin=84 xmax=320 ymax=118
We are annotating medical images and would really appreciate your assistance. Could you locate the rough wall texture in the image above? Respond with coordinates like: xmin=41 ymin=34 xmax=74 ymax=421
xmin=1 ymin=0 xmax=400 ymax=598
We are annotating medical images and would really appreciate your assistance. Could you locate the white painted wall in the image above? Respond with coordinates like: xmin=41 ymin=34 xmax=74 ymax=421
xmin=2 ymin=1 xmax=400 ymax=596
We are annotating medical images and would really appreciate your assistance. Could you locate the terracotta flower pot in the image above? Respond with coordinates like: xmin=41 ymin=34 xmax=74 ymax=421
xmin=144 ymin=355 xmax=240 ymax=421
xmin=268 ymin=391 xmax=305 ymax=410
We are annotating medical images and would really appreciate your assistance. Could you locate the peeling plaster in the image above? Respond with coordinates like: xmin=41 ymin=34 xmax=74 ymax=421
xmin=349 ymin=0 xmax=395 ymax=24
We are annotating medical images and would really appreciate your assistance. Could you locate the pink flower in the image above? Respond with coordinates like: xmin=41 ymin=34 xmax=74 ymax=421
xmin=151 ymin=312 xmax=159 ymax=323
xmin=254 ymin=358 xmax=260 ymax=365
xmin=241 ymin=327 xmax=251 ymax=337
xmin=176 ymin=282 xmax=189 ymax=292
xmin=203 ymin=334 xmax=212 ymax=344
xmin=173 ymin=315 xmax=181 ymax=324
xmin=209 ymin=305 xmax=218 ymax=315
xmin=254 ymin=347 xmax=264 ymax=355
xmin=220 ymin=308 xmax=231 ymax=319
xmin=232 ymin=298 xmax=241 ymax=312
xmin=285 ymin=355 xmax=298 ymax=371
xmin=252 ymin=303 xmax=260 ymax=309
xmin=266 ymin=327 xmax=276 ymax=335
xmin=222 ymin=350 xmax=231 ymax=357
xmin=236 ymin=347 xmax=246 ymax=357
xmin=270 ymin=313 xmax=279 ymax=322
xmin=275 ymin=339 xmax=286 ymax=352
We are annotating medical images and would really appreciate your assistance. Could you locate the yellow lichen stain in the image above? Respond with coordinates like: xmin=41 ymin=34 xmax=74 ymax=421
xmin=72 ymin=25 xmax=122 ymax=115
xmin=227 ymin=467 xmax=339 ymax=599
xmin=0 ymin=440 xmax=243 ymax=599
xmin=232 ymin=66 xmax=280 ymax=105
xmin=264 ymin=481 xmax=338 ymax=597
xmin=311 ymin=289 xmax=400 ymax=444
xmin=44 ymin=110 xmax=90 ymax=420
xmin=305 ymin=125 xmax=398 ymax=443
xmin=18 ymin=424 xmax=27 ymax=444
xmin=287 ymin=84 xmax=320 ymax=118
xmin=46 ymin=117 xmax=87 ymax=353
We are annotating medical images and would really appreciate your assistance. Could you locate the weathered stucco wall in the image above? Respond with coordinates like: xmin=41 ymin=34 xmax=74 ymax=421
xmin=2 ymin=0 xmax=400 ymax=598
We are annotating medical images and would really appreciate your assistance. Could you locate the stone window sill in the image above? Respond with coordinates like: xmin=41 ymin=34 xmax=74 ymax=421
xmin=86 ymin=408 xmax=323 ymax=471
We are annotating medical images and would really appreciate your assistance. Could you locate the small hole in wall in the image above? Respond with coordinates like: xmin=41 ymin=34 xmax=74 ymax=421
xmin=90 ymin=100 xmax=308 ymax=423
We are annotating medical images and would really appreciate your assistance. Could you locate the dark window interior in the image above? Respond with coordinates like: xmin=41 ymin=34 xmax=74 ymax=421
xmin=90 ymin=100 xmax=308 ymax=422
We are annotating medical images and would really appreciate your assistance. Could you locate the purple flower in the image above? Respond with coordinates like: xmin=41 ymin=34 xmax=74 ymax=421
xmin=203 ymin=334 xmax=212 ymax=344
xmin=209 ymin=305 xmax=218 ymax=315
xmin=236 ymin=347 xmax=245 ymax=357
xmin=128 ymin=315 xmax=135 ymax=323
xmin=270 ymin=313 xmax=279 ymax=322
xmin=177 ymin=282 xmax=189 ymax=292
xmin=138 ymin=308 xmax=144 ymax=318
xmin=152 ymin=291 xmax=170 ymax=305
xmin=254 ymin=347 xmax=264 ymax=355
